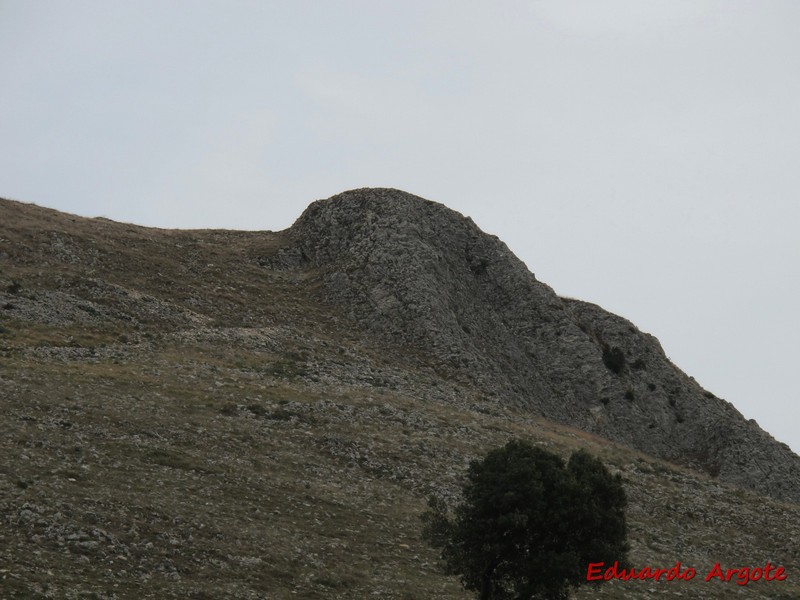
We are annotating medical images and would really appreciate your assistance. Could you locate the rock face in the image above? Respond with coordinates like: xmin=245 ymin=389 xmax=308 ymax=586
xmin=284 ymin=187 xmax=800 ymax=502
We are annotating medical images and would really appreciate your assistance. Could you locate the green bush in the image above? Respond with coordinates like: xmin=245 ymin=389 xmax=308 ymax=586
xmin=422 ymin=440 xmax=629 ymax=600
xmin=601 ymin=344 xmax=625 ymax=374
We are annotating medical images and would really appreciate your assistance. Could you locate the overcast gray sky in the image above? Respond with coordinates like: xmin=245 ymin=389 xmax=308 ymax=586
xmin=2 ymin=1 xmax=799 ymax=453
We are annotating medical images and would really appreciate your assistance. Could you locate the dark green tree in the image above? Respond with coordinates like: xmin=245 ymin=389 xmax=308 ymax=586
xmin=422 ymin=440 xmax=628 ymax=600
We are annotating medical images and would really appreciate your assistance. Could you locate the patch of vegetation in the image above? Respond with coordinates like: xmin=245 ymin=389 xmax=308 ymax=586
xmin=219 ymin=403 xmax=238 ymax=415
xmin=265 ymin=358 xmax=308 ymax=380
xmin=422 ymin=440 xmax=628 ymax=600
xmin=602 ymin=344 xmax=626 ymax=374
xmin=246 ymin=403 xmax=268 ymax=417
xmin=146 ymin=448 xmax=216 ymax=474
xmin=266 ymin=407 xmax=313 ymax=424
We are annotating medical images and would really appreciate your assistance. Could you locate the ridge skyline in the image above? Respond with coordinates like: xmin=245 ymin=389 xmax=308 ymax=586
xmin=5 ymin=187 xmax=797 ymax=457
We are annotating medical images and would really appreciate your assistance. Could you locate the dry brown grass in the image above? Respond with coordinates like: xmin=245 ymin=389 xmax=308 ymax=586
xmin=2 ymin=197 xmax=799 ymax=599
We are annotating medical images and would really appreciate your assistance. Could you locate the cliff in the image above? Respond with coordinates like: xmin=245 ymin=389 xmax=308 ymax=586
xmin=280 ymin=188 xmax=800 ymax=502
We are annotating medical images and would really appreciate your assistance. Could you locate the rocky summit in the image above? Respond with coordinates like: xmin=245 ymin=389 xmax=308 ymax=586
xmin=280 ymin=188 xmax=800 ymax=503
xmin=1 ymin=189 xmax=799 ymax=599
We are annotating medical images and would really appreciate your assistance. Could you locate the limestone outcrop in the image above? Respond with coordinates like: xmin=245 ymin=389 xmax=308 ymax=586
xmin=284 ymin=188 xmax=800 ymax=502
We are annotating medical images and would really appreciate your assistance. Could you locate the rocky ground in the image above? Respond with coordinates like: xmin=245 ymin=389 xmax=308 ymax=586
xmin=287 ymin=189 xmax=800 ymax=504
xmin=1 ymin=195 xmax=799 ymax=599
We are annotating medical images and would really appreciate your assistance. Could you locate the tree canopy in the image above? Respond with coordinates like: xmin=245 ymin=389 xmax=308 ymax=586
xmin=422 ymin=440 xmax=629 ymax=600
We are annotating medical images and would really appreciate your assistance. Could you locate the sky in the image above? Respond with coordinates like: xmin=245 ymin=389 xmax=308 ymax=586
xmin=2 ymin=1 xmax=799 ymax=452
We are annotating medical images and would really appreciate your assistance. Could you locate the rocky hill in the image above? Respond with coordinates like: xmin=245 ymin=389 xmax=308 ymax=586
xmin=282 ymin=188 xmax=800 ymax=503
xmin=1 ymin=190 xmax=798 ymax=599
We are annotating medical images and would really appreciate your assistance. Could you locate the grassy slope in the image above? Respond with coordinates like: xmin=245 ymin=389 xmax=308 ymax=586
xmin=1 ymin=198 xmax=798 ymax=599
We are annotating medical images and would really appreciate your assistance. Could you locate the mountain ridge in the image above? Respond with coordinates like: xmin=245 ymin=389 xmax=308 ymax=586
xmin=2 ymin=190 xmax=799 ymax=599
xmin=279 ymin=188 xmax=800 ymax=502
